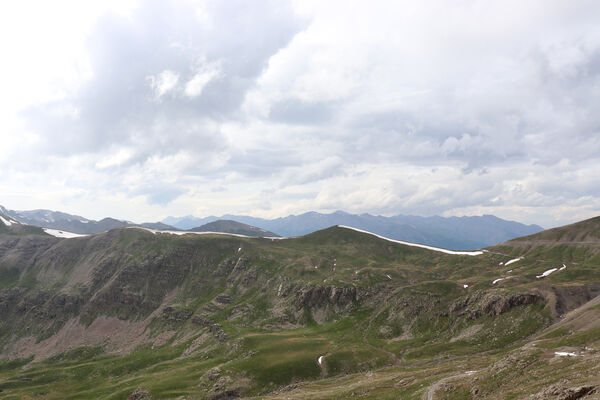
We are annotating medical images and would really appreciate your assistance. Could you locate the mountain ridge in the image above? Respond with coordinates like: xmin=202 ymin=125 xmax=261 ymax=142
xmin=189 ymin=220 xmax=279 ymax=237
xmin=164 ymin=210 xmax=543 ymax=250
xmin=0 ymin=214 xmax=598 ymax=398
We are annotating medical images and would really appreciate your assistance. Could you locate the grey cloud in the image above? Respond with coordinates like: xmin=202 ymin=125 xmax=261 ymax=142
xmin=269 ymin=98 xmax=335 ymax=125
xmin=133 ymin=182 xmax=186 ymax=206
xmin=5 ymin=1 xmax=600 ymax=228
xmin=24 ymin=0 xmax=304 ymax=159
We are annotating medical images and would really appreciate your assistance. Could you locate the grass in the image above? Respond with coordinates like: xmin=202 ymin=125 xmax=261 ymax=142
xmin=0 ymin=224 xmax=599 ymax=398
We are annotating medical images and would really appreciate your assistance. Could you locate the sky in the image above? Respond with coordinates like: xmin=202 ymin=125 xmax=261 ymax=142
xmin=1 ymin=0 xmax=599 ymax=228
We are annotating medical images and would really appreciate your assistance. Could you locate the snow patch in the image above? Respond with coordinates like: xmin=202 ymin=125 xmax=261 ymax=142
xmin=536 ymin=268 xmax=558 ymax=279
xmin=43 ymin=228 xmax=87 ymax=238
xmin=504 ymin=257 xmax=523 ymax=266
xmin=463 ymin=284 xmax=469 ymax=288
xmin=555 ymin=352 xmax=577 ymax=357
xmin=0 ymin=216 xmax=13 ymax=226
xmin=559 ymin=264 xmax=567 ymax=271
xmin=386 ymin=274 xmax=392 ymax=280
xmin=318 ymin=356 xmax=324 ymax=365
xmin=128 ymin=226 xmax=276 ymax=239
xmin=492 ymin=278 xmax=506 ymax=285
xmin=337 ymin=226 xmax=484 ymax=256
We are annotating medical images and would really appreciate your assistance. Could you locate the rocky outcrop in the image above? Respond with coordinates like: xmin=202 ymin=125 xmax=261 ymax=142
xmin=530 ymin=384 xmax=596 ymax=400
xmin=161 ymin=307 xmax=193 ymax=323
xmin=128 ymin=387 xmax=152 ymax=400
xmin=450 ymin=291 xmax=543 ymax=319
xmin=550 ymin=284 xmax=600 ymax=316
xmin=481 ymin=293 xmax=541 ymax=316
xmin=296 ymin=286 xmax=357 ymax=310
xmin=192 ymin=316 xmax=228 ymax=342
xmin=0 ymin=288 xmax=84 ymax=338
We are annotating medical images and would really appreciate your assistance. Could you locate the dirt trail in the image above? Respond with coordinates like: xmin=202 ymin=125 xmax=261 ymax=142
xmin=423 ymin=370 xmax=477 ymax=400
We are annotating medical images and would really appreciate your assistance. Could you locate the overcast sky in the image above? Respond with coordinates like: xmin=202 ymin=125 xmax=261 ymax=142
xmin=1 ymin=0 xmax=599 ymax=227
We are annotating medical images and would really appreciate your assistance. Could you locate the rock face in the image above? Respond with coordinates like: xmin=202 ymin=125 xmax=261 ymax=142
xmin=480 ymin=293 xmax=541 ymax=316
xmin=296 ymin=286 xmax=357 ymax=310
xmin=450 ymin=291 xmax=543 ymax=319
xmin=551 ymin=284 xmax=600 ymax=316
xmin=161 ymin=307 xmax=193 ymax=326
xmin=531 ymin=385 xmax=596 ymax=400
xmin=192 ymin=316 xmax=228 ymax=342
xmin=294 ymin=286 xmax=358 ymax=324
xmin=128 ymin=387 xmax=152 ymax=400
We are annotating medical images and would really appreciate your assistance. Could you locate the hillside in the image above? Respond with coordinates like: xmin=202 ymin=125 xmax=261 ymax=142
xmin=507 ymin=215 xmax=600 ymax=244
xmin=0 ymin=213 xmax=47 ymax=236
xmin=189 ymin=219 xmax=279 ymax=237
xmin=0 ymin=218 xmax=598 ymax=399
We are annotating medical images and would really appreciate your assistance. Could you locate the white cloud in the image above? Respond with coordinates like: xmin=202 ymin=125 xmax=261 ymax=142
xmin=184 ymin=62 xmax=222 ymax=98
xmin=95 ymin=148 xmax=134 ymax=169
xmin=147 ymin=70 xmax=179 ymax=99
xmin=1 ymin=0 xmax=599 ymax=228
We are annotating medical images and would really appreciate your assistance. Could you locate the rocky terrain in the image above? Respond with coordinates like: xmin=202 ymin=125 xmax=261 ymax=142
xmin=0 ymin=215 xmax=598 ymax=399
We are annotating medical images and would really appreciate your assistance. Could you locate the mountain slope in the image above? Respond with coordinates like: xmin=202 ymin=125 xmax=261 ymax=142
xmin=0 ymin=217 xmax=597 ymax=399
xmin=0 ymin=213 xmax=47 ymax=236
xmin=164 ymin=211 xmax=543 ymax=250
xmin=0 ymin=205 xmax=178 ymax=234
xmin=508 ymin=215 xmax=600 ymax=244
xmin=188 ymin=219 xmax=279 ymax=237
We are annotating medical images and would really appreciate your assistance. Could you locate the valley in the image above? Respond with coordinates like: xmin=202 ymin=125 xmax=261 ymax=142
xmin=0 ymin=216 xmax=598 ymax=399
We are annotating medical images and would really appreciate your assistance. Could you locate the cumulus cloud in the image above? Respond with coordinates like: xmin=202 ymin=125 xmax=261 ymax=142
xmin=0 ymin=0 xmax=599 ymax=227
xmin=184 ymin=61 xmax=222 ymax=98
xmin=148 ymin=70 xmax=179 ymax=100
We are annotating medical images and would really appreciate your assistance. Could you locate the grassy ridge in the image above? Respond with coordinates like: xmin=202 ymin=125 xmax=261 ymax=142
xmin=0 ymin=221 xmax=598 ymax=399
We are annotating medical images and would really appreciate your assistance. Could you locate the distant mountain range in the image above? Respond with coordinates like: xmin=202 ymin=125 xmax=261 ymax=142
xmin=0 ymin=209 xmax=598 ymax=399
xmin=163 ymin=211 xmax=543 ymax=250
xmin=1 ymin=204 xmax=543 ymax=249
xmin=0 ymin=206 xmax=278 ymax=238
xmin=0 ymin=205 xmax=173 ymax=235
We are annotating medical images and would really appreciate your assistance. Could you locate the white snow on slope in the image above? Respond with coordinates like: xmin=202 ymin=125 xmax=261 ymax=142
xmin=559 ymin=264 xmax=567 ymax=271
xmin=43 ymin=228 xmax=87 ymax=238
xmin=555 ymin=352 xmax=577 ymax=357
xmin=318 ymin=356 xmax=324 ymax=365
xmin=492 ymin=278 xmax=505 ymax=285
xmin=130 ymin=227 xmax=280 ymax=239
xmin=0 ymin=216 xmax=14 ymax=226
xmin=463 ymin=284 xmax=469 ymax=288
xmin=536 ymin=268 xmax=558 ymax=279
xmin=504 ymin=257 xmax=523 ymax=266
xmin=337 ymin=226 xmax=484 ymax=256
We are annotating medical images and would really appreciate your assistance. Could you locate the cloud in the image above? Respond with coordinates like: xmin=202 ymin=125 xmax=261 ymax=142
xmin=184 ymin=61 xmax=222 ymax=98
xmin=148 ymin=70 xmax=179 ymax=99
xmin=1 ymin=0 xmax=599 ymax=227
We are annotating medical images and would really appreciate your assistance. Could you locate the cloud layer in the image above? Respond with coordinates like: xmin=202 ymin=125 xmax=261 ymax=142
xmin=1 ymin=0 xmax=599 ymax=227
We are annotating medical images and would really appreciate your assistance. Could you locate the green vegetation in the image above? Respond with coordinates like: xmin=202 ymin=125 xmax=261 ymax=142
xmin=0 ymin=218 xmax=598 ymax=399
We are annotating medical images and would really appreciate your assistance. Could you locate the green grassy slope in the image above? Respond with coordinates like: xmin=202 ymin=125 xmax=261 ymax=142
xmin=0 ymin=219 xmax=597 ymax=399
